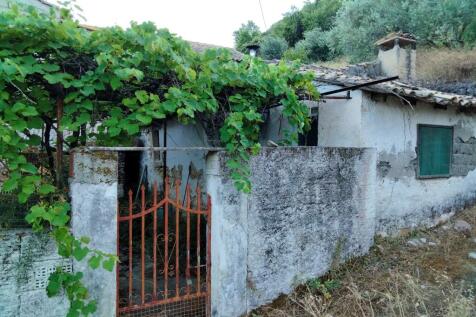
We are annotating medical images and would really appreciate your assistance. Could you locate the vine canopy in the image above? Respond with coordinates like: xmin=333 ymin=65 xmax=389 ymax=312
xmin=0 ymin=4 xmax=317 ymax=316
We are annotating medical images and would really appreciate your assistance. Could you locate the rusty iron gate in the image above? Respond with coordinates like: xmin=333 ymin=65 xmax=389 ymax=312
xmin=117 ymin=177 xmax=211 ymax=316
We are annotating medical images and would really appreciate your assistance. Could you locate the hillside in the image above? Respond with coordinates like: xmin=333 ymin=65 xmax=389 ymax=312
xmin=416 ymin=48 xmax=476 ymax=94
xmin=233 ymin=0 xmax=476 ymax=83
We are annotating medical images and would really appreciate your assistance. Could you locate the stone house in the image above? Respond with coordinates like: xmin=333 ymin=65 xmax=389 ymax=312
xmin=3 ymin=27 xmax=476 ymax=317
xmin=142 ymin=33 xmax=476 ymax=236
xmin=307 ymin=33 xmax=476 ymax=235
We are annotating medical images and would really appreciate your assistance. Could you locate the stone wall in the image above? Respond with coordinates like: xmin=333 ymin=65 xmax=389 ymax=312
xmin=0 ymin=229 xmax=70 ymax=317
xmin=207 ymin=147 xmax=377 ymax=316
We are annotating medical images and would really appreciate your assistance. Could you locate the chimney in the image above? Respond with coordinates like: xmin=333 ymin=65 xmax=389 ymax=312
xmin=376 ymin=32 xmax=416 ymax=81
xmin=245 ymin=44 xmax=260 ymax=57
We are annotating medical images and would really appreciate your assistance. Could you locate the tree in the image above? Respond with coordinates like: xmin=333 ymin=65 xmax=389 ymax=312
xmin=233 ymin=20 xmax=261 ymax=52
xmin=281 ymin=7 xmax=304 ymax=47
xmin=260 ymin=36 xmax=288 ymax=60
xmin=300 ymin=0 xmax=342 ymax=32
xmin=266 ymin=0 xmax=342 ymax=49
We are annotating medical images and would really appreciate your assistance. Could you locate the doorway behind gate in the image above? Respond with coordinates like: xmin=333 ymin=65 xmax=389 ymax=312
xmin=116 ymin=177 xmax=211 ymax=317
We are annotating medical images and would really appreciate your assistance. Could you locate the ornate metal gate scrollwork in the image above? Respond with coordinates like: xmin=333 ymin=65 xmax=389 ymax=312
xmin=117 ymin=177 xmax=211 ymax=317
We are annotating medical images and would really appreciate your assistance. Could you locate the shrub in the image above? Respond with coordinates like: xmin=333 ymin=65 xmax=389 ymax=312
xmin=299 ymin=27 xmax=333 ymax=61
xmin=260 ymin=36 xmax=288 ymax=60
xmin=283 ymin=42 xmax=309 ymax=63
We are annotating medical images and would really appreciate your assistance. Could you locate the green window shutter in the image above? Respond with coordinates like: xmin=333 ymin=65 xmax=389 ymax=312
xmin=418 ymin=125 xmax=453 ymax=177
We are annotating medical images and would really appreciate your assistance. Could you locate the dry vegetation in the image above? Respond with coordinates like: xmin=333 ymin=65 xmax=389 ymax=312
xmin=250 ymin=207 xmax=476 ymax=317
xmin=318 ymin=57 xmax=350 ymax=69
xmin=417 ymin=48 xmax=476 ymax=82
xmin=316 ymin=48 xmax=476 ymax=85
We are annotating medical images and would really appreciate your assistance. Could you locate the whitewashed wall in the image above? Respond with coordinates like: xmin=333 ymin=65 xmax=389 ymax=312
xmin=360 ymin=93 xmax=476 ymax=233
xmin=318 ymin=85 xmax=363 ymax=147
xmin=318 ymin=86 xmax=476 ymax=234
xmin=0 ymin=0 xmax=52 ymax=13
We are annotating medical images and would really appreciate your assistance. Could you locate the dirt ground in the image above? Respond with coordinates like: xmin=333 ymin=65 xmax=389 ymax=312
xmin=250 ymin=206 xmax=476 ymax=317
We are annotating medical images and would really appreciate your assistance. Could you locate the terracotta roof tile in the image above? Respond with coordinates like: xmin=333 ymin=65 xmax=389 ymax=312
xmin=302 ymin=64 xmax=476 ymax=108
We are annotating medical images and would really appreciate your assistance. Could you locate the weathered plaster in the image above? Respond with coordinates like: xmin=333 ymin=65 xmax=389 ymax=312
xmin=140 ymin=119 xmax=209 ymax=196
xmin=71 ymin=151 xmax=118 ymax=317
xmin=317 ymin=84 xmax=363 ymax=147
xmin=378 ymin=44 xmax=416 ymax=81
xmin=314 ymin=83 xmax=476 ymax=234
xmin=207 ymin=147 xmax=376 ymax=315
xmin=360 ymin=93 xmax=476 ymax=233
xmin=206 ymin=153 xmax=249 ymax=317
xmin=0 ymin=229 xmax=70 ymax=317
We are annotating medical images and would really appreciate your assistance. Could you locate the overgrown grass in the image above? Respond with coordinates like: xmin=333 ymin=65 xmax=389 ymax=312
xmin=318 ymin=57 xmax=349 ymax=69
xmin=251 ymin=206 xmax=476 ymax=317
xmin=417 ymin=48 xmax=476 ymax=82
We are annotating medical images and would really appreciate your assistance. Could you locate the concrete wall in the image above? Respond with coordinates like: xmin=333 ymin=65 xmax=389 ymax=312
xmin=360 ymin=93 xmax=476 ymax=233
xmin=0 ymin=229 xmax=70 ymax=317
xmin=207 ymin=147 xmax=376 ymax=316
xmin=71 ymin=151 xmax=118 ymax=317
xmin=318 ymin=84 xmax=363 ymax=147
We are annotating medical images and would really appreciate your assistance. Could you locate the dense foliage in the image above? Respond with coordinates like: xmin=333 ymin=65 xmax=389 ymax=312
xmin=267 ymin=0 xmax=340 ymax=48
xmin=260 ymin=35 xmax=288 ymax=60
xmin=293 ymin=27 xmax=333 ymax=63
xmin=331 ymin=0 xmax=476 ymax=62
xmin=234 ymin=0 xmax=341 ymax=62
xmin=233 ymin=20 xmax=262 ymax=53
xmin=0 ymin=5 xmax=317 ymax=316
xmin=235 ymin=0 xmax=476 ymax=63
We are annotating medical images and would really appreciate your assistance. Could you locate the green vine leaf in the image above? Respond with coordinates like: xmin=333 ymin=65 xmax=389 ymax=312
xmin=87 ymin=255 xmax=101 ymax=269
xmin=102 ymin=257 xmax=116 ymax=272
xmin=39 ymin=184 xmax=56 ymax=195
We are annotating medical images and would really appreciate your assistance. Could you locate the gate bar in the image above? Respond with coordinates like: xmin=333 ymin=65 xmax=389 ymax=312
xmin=186 ymin=185 xmax=191 ymax=295
xmin=164 ymin=178 xmax=170 ymax=299
xmin=206 ymin=194 xmax=212 ymax=316
xmin=118 ymin=178 xmax=212 ymax=315
xmin=175 ymin=179 xmax=181 ymax=298
xmin=153 ymin=182 xmax=158 ymax=300
xmin=141 ymin=185 xmax=146 ymax=304
xmin=128 ymin=190 xmax=133 ymax=307
xmin=196 ymin=186 xmax=201 ymax=294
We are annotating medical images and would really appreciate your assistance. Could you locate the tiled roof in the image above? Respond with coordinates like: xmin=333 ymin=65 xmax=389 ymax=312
xmin=302 ymin=64 xmax=476 ymax=108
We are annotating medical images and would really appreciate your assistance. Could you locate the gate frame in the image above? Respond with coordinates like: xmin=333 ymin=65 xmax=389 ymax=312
xmin=116 ymin=177 xmax=212 ymax=316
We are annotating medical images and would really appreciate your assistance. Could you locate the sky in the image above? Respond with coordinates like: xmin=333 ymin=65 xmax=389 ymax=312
xmin=58 ymin=0 xmax=307 ymax=48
